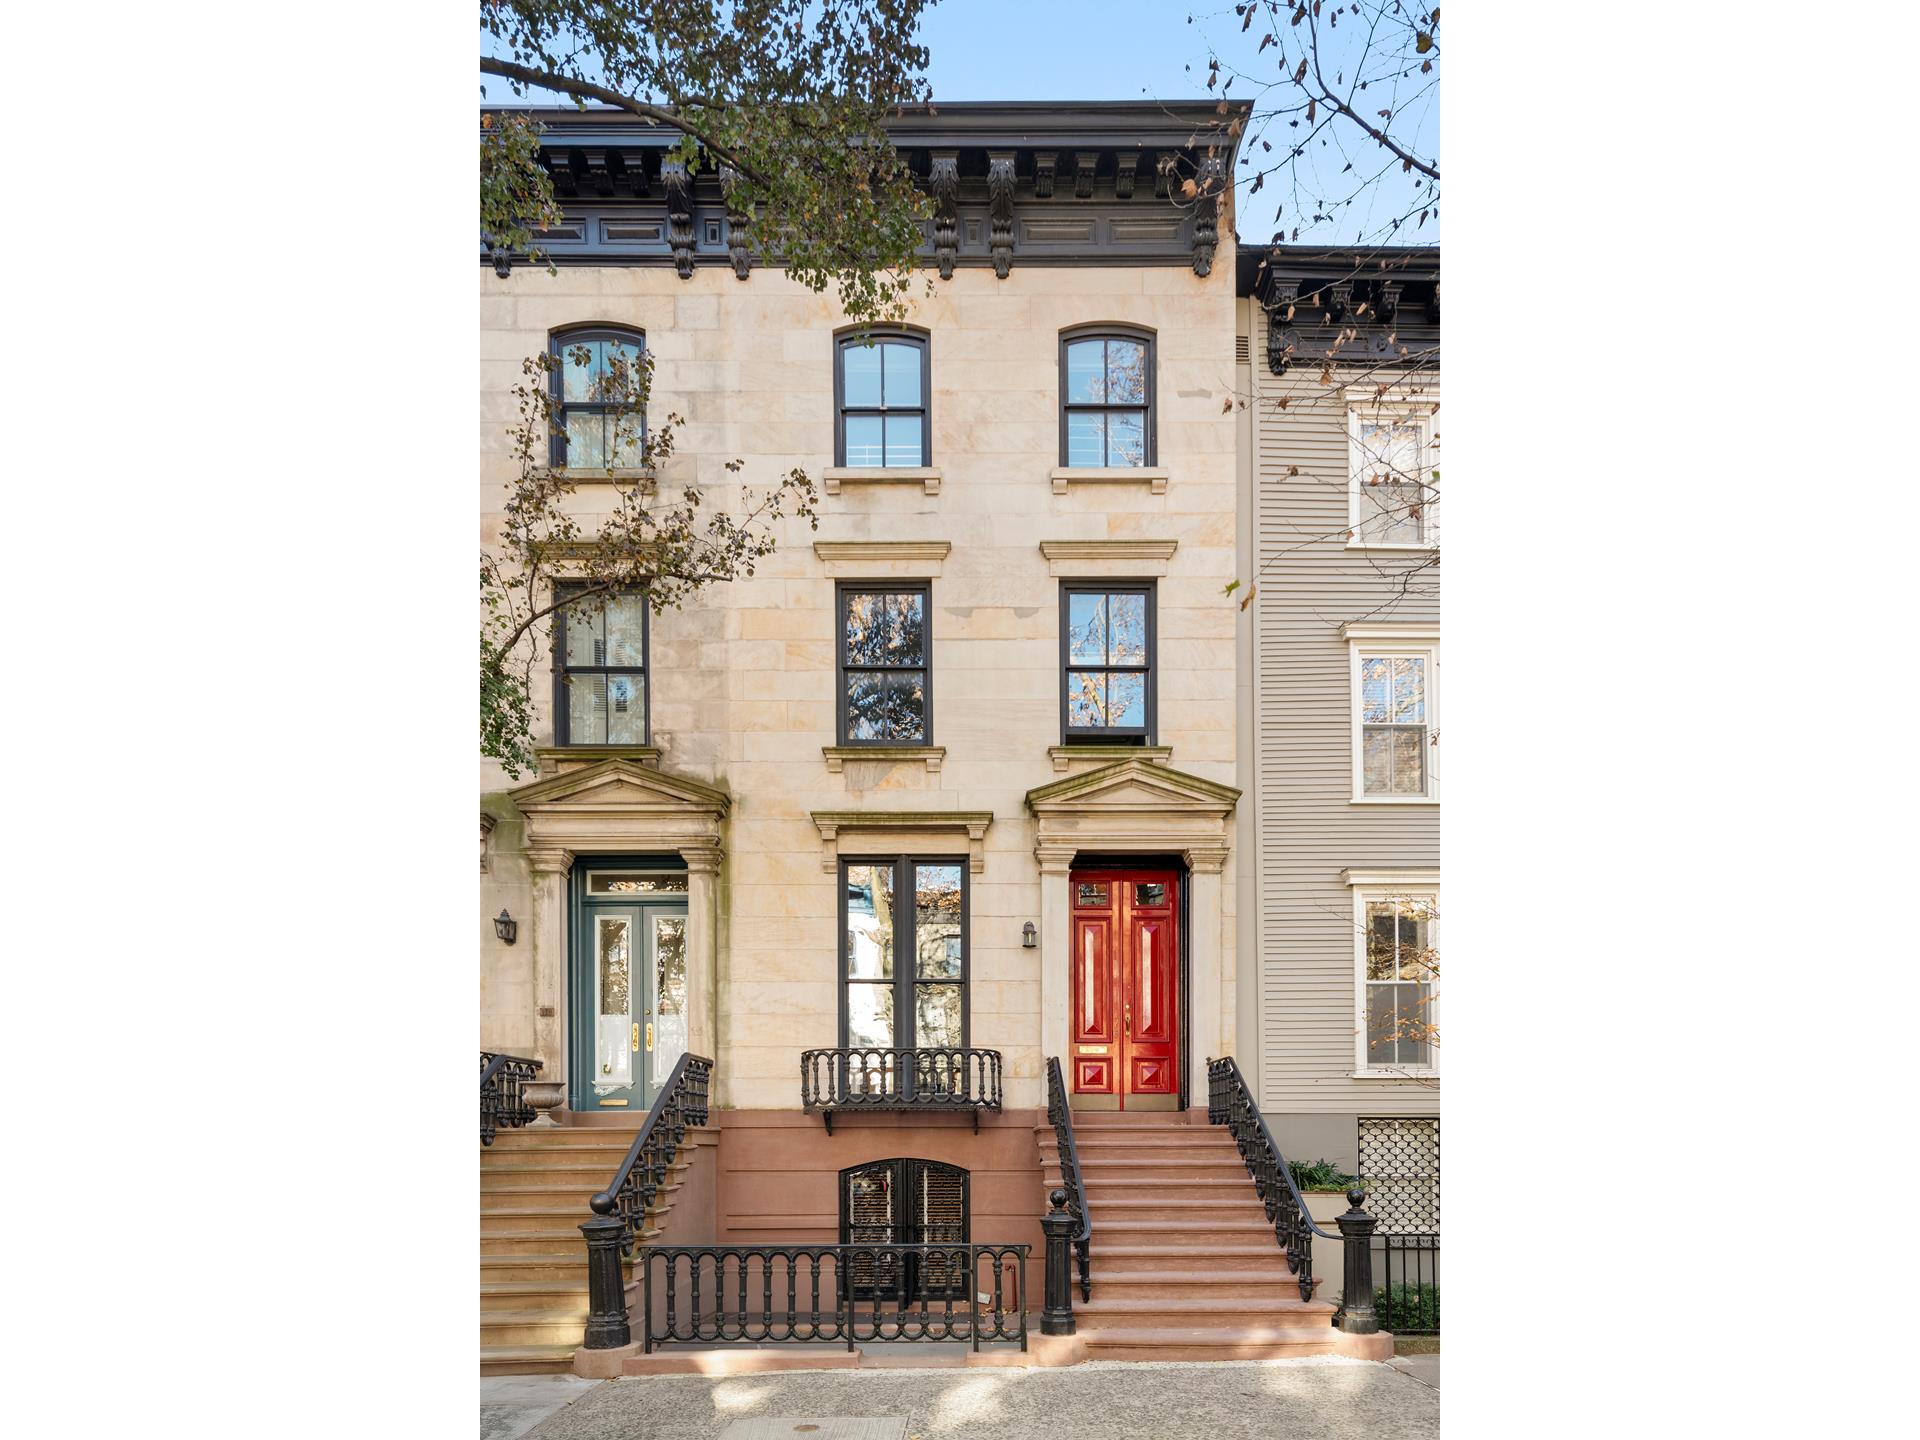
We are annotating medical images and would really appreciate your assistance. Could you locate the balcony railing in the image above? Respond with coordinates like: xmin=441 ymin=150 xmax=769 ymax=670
xmin=638 ymin=1243 xmax=1029 ymax=1353
xmin=479 ymin=1051 xmax=540 ymax=1145
xmin=800 ymin=1047 xmax=1004 ymax=1133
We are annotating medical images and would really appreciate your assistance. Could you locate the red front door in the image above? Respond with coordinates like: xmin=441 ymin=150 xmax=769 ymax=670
xmin=1069 ymin=868 xmax=1180 ymax=1109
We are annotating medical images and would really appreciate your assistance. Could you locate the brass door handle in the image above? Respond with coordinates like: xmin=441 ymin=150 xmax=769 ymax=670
xmin=645 ymin=1022 xmax=654 ymax=1052
xmin=1124 ymin=1004 xmax=1132 ymax=1037
xmin=631 ymin=1022 xmax=641 ymax=1052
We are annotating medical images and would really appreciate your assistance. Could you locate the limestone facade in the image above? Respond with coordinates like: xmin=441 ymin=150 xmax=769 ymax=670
xmin=480 ymin=254 xmax=1244 ymax=1113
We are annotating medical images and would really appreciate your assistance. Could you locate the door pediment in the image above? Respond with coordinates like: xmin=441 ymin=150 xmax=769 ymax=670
xmin=509 ymin=757 xmax=728 ymax=859
xmin=1025 ymin=757 xmax=1238 ymax=868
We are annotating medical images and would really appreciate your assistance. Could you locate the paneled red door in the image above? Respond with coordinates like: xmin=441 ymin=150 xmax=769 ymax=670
xmin=1069 ymin=868 xmax=1180 ymax=1109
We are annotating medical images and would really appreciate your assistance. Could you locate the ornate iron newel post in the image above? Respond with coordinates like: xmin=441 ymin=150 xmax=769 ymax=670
xmin=1336 ymin=1186 xmax=1380 ymax=1335
xmin=1041 ymin=1186 xmax=1077 ymax=1336
xmin=580 ymin=1201 xmax=632 ymax=1349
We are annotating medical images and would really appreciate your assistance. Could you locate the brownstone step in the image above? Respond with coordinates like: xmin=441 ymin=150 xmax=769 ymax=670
xmin=479 ymin=1343 xmax=580 ymax=1376
xmin=1079 ymin=1324 xmax=1344 ymax=1362
xmin=1087 ymin=1270 xmax=1320 ymax=1302
xmin=486 ymin=1128 xmax=645 ymax=1146
xmin=1074 ymin=1296 xmax=1336 ymax=1331
xmin=480 ymin=1253 xmax=593 ymax=1284
xmin=481 ymin=1280 xmax=591 ymax=1313
xmin=481 ymin=1308 xmax=592 ymax=1348
xmin=1095 ymin=1218 xmax=1280 ymax=1245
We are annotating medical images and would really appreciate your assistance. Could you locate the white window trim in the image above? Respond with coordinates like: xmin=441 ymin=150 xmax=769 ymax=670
xmin=1343 ymin=624 xmax=1440 ymax=804
xmin=1346 ymin=396 xmax=1439 ymax=551
xmin=1349 ymin=878 xmax=1440 ymax=1080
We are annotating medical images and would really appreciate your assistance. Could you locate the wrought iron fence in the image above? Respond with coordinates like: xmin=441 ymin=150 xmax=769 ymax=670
xmin=479 ymin=1051 xmax=539 ymax=1145
xmin=636 ymin=1243 xmax=1029 ymax=1352
xmin=800 ymin=1047 xmax=1003 ymax=1132
xmin=1376 ymin=1233 xmax=1440 ymax=1334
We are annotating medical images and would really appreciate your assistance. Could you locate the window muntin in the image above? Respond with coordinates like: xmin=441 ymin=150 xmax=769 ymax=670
xmin=1061 ymin=332 xmax=1153 ymax=467
xmin=837 ymin=584 xmax=931 ymax=745
xmin=1362 ymin=896 xmax=1437 ymax=1072
xmin=1350 ymin=405 xmax=1437 ymax=546
xmin=549 ymin=327 xmax=646 ymax=470
xmin=836 ymin=332 xmax=930 ymax=467
xmin=1360 ymin=653 xmax=1429 ymax=796
xmin=553 ymin=587 xmax=649 ymax=745
xmin=842 ymin=858 xmax=967 ymax=1049
xmin=1061 ymin=583 xmax=1155 ymax=743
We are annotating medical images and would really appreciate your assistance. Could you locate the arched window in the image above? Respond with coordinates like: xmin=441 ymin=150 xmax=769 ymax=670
xmin=549 ymin=325 xmax=646 ymax=470
xmin=1060 ymin=327 xmax=1155 ymax=467
xmin=835 ymin=329 xmax=930 ymax=467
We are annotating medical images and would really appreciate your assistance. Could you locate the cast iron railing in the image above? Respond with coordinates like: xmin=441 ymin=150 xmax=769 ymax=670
xmin=1377 ymin=1233 xmax=1440 ymax=1334
xmin=636 ymin=1244 xmax=1029 ymax=1353
xmin=479 ymin=1051 xmax=540 ymax=1145
xmin=1044 ymin=1056 xmax=1092 ymax=1304
xmin=1207 ymin=1054 xmax=1382 ymax=1335
xmin=800 ymin=1047 xmax=1003 ymax=1133
xmin=579 ymin=1052 xmax=715 ymax=1349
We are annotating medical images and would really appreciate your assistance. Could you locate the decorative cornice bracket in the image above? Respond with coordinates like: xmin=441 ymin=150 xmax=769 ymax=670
xmin=929 ymin=151 xmax=960 ymax=281
xmin=661 ymin=160 xmax=694 ymax=280
xmin=1191 ymin=153 xmax=1226 ymax=277
xmin=986 ymin=151 xmax=1017 ymax=279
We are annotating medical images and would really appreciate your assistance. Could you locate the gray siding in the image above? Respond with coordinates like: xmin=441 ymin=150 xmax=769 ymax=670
xmin=1247 ymin=300 xmax=1439 ymax=1119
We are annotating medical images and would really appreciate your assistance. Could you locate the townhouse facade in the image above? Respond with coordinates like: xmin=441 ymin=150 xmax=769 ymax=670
xmin=1235 ymin=246 xmax=1441 ymax=1239
xmin=478 ymin=102 xmax=1433 ymax=1374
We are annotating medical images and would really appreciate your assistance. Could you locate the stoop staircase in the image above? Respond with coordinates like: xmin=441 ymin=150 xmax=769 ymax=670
xmin=1038 ymin=1109 xmax=1342 ymax=1361
xmin=479 ymin=1125 xmax=696 ymax=1374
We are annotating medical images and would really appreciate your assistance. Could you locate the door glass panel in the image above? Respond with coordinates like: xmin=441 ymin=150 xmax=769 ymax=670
xmin=1135 ymin=882 xmax=1167 ymax=906
xmin=915 ymin=984 xmax=962 ymax=1047
xmin=652 ymin=915 xmax=687 ymax=1077
xmin=595 ymin=916 xmax=632 ymax=1091
xmin=1075 ymin=881 xmax=1109 ymax=906
xmin=913 ymin=864 xmax=963 ymax=978
xmin=844 ymin=864 xmax=895 ymax=979
xmin=588 ymin=872 xmax=688 ymax=894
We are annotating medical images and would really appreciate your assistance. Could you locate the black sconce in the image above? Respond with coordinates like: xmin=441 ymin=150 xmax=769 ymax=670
xmin=495 ymin=909 xmax=518 ymax=945
xmin=1022 ymin=921 xmax=1037 ymax=949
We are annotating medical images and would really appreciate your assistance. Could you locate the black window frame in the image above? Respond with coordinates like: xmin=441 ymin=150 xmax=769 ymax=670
xmin=1058 ymin=326 xmax=1156 ymax=468
xmin=551 ymin=582 xmax=651 ymax=746
xmin=548 ymin=324 xmax=648 ymax=471
xmin=835 ymin=580 xmax=934 ymax=747
xmin=834 ymin=327 xmax=932 ymax=468
xmin=838 ymin=855 xmax=970 ymax=1050
xmin=1059 ymin=580 xmax=1157 ymax=745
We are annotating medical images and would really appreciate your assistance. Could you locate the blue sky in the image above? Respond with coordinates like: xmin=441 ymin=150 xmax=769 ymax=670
xmin=482 ymin=0 xmax=1438 ymax=246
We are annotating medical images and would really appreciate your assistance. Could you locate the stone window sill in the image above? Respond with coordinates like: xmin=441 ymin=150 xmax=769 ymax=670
xmin=1050 ymin=466 xmax=1169 ymax=496
xmin=1047 ymin=744 xmax=1172 ymax=772
xmin=823 ymin=745 xmax=945 ymax=773
xmin=823 ymin=466 xmax=942 ymax=496
xmin=537 ymin=467 xmax=657 ymax=487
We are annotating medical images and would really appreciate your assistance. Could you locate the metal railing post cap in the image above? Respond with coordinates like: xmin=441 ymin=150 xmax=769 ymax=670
xmin=1048 ymin=1186 xmax=1068 ymax=1212
xmin=590 ymin=1190 xmax=618 ymax=1215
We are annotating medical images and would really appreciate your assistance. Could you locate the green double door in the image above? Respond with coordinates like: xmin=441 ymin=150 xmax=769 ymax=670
xmin=570 ymin=864 xmax=689 ymax=1114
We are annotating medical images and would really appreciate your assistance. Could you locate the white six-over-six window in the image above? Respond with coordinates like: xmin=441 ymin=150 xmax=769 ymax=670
xmin=1347 ymin=390 xmax=1439 ymax=549
xmin=1342 ymin=622 xmax=1439 ymax=803
xmin=1344 ymin=870 xmax=1440 ymax=1078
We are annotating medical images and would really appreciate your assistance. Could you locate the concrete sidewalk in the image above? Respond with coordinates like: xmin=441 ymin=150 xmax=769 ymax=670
xmin=506 ymin=1356 xmax=1438 ymax=1439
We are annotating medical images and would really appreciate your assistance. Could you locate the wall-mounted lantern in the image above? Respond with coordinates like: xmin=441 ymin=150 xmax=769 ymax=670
xmin=495 ymin=909 xmax=518 ymax=945
xmin=1022 ymin=921 xmax=1038 ymax=949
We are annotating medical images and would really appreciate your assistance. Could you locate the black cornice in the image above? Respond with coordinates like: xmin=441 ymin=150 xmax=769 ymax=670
xmin=481 ymin=101 xmax=1251 ymax=278
xmin=1236 ymin=244 xmax=1440 ymax=374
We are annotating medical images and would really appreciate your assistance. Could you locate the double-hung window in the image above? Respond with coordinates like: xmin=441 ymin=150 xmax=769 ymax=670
xmin=1348 ymin=399 xmax=1438 ymax=547
xmin=837 ymin=583 xmax=931 ymax=744
xmin=836 ymin=331 xmax=930 ymax=467
xmin=841 ymin=857 xmax=967 ymax=1049
xmin=1354 ymin=892 xmax=1439 ymax=1075
xmin=1061 ymin=330 xmax=1154 ymax=467
xmin=1061 ymin=583 xmax=1155 ymax=744
xmin=549 ymin=326 xmax=647 ymax=470
xmin=1347 ymin=626 xmax=1439 ymax=801
xmin=553 ymin=586 xmax=649 ymax=745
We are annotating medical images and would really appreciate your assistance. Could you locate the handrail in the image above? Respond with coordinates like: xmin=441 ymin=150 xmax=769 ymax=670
xmin=1205 ymin=1054 xmax=1337 ymax=1301
xmin=589 ymin=1052 xmax=713 ymax=1255
xmin=479 ymin=1051 xmax=540 ymax=1145
xmin=1044 ymin=1056 xmax=1092 ymax=1300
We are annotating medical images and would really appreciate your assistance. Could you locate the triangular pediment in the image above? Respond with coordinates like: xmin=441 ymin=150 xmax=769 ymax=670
xmin=1025 ymin=757 xmax=1240 ymax=817
xmin=509 ymin=757 xmax=730 ymax=817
